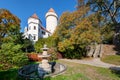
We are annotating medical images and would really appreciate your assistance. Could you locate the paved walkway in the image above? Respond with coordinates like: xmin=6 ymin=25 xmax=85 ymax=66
xmin=60 ymin=58 xmax=120 ymax=70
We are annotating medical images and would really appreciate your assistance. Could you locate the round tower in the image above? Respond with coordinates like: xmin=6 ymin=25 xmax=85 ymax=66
xmin=45 ymin=8 xmax=58 ymax=34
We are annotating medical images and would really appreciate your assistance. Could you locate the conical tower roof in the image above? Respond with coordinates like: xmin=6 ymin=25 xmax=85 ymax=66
xmin=31 ymin=13 xmax=39 ymax=19
xmin=48 ymin=8 xmax=55 ymax=12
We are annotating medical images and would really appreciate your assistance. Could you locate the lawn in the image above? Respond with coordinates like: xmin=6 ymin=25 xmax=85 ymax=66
xmin=101 ymin=55 xmax=120 ymax=65
xmin=0 ymin=60 xmax=120 ymax=80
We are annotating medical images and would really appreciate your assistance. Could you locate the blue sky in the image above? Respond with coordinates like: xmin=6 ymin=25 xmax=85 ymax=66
xmin=0 ymin=0 xmax=77 ymax=32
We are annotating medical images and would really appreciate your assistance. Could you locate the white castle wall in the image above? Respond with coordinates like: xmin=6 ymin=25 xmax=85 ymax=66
xmin=24 ymin=8 xmax=58 ymax=43
xmin=27 ymin=18 xmax=40 ymax=42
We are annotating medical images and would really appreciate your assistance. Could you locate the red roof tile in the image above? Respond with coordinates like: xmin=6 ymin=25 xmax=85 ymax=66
xmin=48 ymin=8 xmax=55 ymax=12
xmin=31 ymin=13 xmax=39 ymax=19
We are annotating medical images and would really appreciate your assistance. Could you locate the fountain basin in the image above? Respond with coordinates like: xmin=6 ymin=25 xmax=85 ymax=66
xmin=18 ymin=62 xmax=66 ymax=79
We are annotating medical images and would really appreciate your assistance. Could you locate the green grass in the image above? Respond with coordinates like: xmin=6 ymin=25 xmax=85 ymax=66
xmin=0 ymin=68 xmax=19 ymax=80
xmin=53 ymin=60 xmax=120 ymax=80
xmin=0 ymin=60 xmax=120 ymax=80
xmin=101 ymin=55 xmax=120 ymax=65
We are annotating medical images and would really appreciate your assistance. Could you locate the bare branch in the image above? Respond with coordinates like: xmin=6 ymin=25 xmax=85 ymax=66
xmin=113 ymin=7 xmax=120 ymax=17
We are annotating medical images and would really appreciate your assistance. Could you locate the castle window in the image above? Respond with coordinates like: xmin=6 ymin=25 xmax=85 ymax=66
xmin=48 ymin=34 xmax=50 ymax=37
xmin=33 ymin=36 xmax=36 ymax=40
xmin=28 ymin=34 xmax=31 ymax=39
xmin=29 ymin=26 xmax=31 ymax=30
xmin=34 ymin=26 xmax=36 ymax=30
xmin=42 ymin=31 xmax=45 ymax=35
xmin=27 ymin=28 xmax=28 ymax=31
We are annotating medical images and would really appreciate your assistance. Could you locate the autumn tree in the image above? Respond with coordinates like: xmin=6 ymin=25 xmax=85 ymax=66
xmin=0 ymin=9 xmax=20 ymax=46
xmin=83 ymin=0 xmax=120 ymax=45
xmin=53 ymin=4 xmax=101 ymax=59
xmin=0 ymin=9 xmax=29 ymax=70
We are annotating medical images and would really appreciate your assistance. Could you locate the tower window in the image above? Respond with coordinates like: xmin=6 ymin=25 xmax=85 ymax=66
xmin=27 ymin=28 xmax=28 ymax=31
xmin=33 ymin=36 xmax=36 ymax=40
xmin=34 ymin=26 xmax=36 ymax=30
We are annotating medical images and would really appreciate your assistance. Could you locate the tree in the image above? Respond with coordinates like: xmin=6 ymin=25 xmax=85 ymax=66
xmin=34 ymin=38 xmax=45 ymax=53
xmin=0 ymin=42 xmax=28 ymax=70
xmin=0 ymin=9 xmax=29 ymax=70
xmin=84 ymin=0 xmax=120 ymax=45
xmin=22 ymin=38 xmax=34 ymax=52
xmin=53 ymin=4 xmax=101 ymax=58
xmin=86 ymin=0 xmax=120 ymax=25
xmin=34 ymin=36 xmax=54 ymax=53
xmin=0 ymin=9 xmax=20 ymax=46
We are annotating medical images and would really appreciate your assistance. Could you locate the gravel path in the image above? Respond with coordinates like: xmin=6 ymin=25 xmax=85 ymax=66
xmin=60 ymin=58 xmax=120 ymax=70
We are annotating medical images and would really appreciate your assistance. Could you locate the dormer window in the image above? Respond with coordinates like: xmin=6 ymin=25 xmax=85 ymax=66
xmin=34 ymin=26 xmax=36 ymax=30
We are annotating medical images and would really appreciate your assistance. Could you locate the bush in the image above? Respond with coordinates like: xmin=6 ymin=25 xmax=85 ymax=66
xmin=27 ymin=53 xmax=42 ymax=61
xmin=48 ymin=48 xmax=58 ymax=61
xmin=34 ymin=36 xmax=55 ymax=53
xmin=0 ymin=42 xmax=29 ymax=70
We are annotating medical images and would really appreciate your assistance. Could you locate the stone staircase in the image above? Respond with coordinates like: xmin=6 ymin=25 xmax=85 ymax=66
xmin=88 ymin=44 xmax=117 ymax=58
xmin=87 ymin=44 xmax=116 ymax=58
xmin=92 ymin=44 xmax=102 ymax=58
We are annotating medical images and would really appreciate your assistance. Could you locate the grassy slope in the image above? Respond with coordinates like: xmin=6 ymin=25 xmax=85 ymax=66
xmin=0 ymin=60 xmax=120 ymax=80
xmin=101 ymin=55 xmax=120 ymax=65
xmin=51 ymin=60 xmax=120 ymax=80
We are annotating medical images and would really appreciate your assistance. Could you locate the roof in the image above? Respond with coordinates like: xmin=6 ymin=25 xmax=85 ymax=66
xmin=48 ymin=8 xmax=55 ymax=12
xmin=31 ymin=13 xmax=39 ymax=19
xmin=40 ymin=26 xmax=51 ymax=33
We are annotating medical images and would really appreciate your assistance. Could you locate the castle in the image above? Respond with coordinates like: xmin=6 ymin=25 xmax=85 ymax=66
xmin=24 ymin=8 xmax=58 ymax=43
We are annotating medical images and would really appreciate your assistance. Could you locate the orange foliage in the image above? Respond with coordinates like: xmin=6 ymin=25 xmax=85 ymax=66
xmin=27 ymin=53 xmax=42 ymax=61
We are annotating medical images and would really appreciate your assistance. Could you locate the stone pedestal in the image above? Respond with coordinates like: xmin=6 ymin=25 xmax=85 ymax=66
xmin=38 ymin=44 xmax=52 ymax=77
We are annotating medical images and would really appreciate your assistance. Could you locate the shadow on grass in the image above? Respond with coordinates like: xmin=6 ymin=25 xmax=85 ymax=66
xmin=0 ymin=68 xmax=52 ymax=80
xmin=18 ymin=76 xmax=51 ymax=80
xmin=109 ymin=67 xmax=120 ymax=77
xmin=0 ymin=68 xmax=19 ymax=80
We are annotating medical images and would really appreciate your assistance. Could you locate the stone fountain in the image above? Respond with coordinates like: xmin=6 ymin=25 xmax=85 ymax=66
xmin=18 ymin=45 xmax=66 ymax=79
xmin=38 ymin=44 xmax=52 ymax=77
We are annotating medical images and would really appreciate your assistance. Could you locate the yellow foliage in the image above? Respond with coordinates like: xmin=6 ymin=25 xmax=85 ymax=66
xmin=52 ymin=4 xmax=102 ymax=53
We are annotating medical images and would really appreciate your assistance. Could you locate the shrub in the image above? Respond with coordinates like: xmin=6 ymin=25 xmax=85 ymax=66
xmin=27 ymin=53 xmax=42 ymax=61
xmin=34 ymin=36 xmax=55 ymax=53
xmin=0 ymin=42 xmax=29 ymax=70
xmin=48 ymin=48 xmax=58 ymax=61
